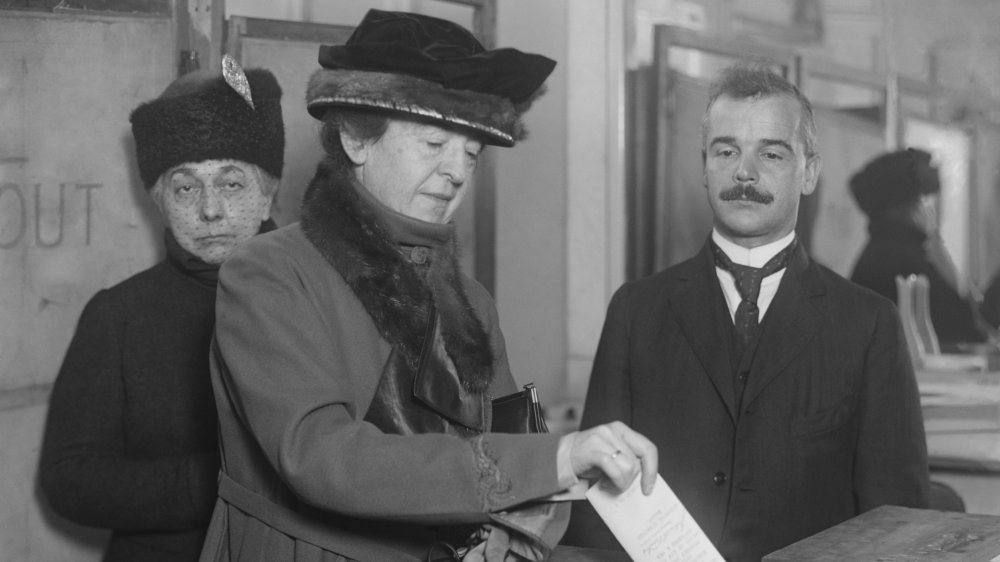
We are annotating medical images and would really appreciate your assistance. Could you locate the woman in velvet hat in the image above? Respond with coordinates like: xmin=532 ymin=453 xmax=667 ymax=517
xmin=849 ymin=148 xmax=987 ymax=346
xmin=201 ymin=9 xmax=656 ymax=562
xmin=39 ymin=58 xmax=284 ymax=562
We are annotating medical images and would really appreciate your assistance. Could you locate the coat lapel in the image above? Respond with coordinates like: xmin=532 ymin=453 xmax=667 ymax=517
xmin=669 ymin=243 xmax=740 ymax=424
xmin=741 ymin=244 xmax=825 ymax=408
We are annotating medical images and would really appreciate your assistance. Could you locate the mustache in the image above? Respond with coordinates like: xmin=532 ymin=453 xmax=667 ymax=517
xmin=719 ymin=184 xmax=774 ymax=204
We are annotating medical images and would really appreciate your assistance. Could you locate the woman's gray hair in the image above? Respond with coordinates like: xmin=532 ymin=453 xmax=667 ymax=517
xmin=317 ymin=107 xmax=392 ymax=170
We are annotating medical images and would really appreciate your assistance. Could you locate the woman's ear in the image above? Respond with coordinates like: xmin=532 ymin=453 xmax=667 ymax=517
xmin=148 ymin=182 xmax=165 ymax=216
xmin=260 ymin=189 xmax=275 ymax=221
xmin=339 ymin=130 xmax=369 ymax=166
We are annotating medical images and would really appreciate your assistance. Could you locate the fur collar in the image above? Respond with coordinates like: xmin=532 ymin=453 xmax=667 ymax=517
xmin=299 ymin=159 xmax=494 ymax=393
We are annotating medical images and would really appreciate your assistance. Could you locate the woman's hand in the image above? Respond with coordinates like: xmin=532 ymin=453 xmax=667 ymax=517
xmin=560 ymin=421 xmax=658 ymax=495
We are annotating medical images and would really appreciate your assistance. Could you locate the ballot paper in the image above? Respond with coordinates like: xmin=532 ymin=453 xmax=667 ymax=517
xmin=586 ymin=474 xmax=724 ymax=562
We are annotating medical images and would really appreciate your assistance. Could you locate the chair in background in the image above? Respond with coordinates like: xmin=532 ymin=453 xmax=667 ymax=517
xmin=895 ymin=274 xmax=988 ymax=371
xmin=928 ymin=480 xmax=966 ymax=512
xmin=911 ymin=275 xmax=941 ymax=356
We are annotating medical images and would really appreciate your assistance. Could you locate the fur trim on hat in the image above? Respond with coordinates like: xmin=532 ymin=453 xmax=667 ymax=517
xmin=130 ymin=69 xmax=285 ymax=188
xmin=306 ymin=68 xmax=544 ymax=147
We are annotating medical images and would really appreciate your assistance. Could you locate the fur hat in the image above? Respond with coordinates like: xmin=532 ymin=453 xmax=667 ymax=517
xmin=306 ymin=9 xmax=556 ymax=147
xmin=850 ymin=148 xmax=940 ymax=218
xmin=130 ymin=59 xmax=285 ymax=189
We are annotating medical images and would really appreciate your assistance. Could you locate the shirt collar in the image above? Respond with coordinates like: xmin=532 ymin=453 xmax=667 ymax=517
xmin=711 ymin=229 xmax=796 ymax=268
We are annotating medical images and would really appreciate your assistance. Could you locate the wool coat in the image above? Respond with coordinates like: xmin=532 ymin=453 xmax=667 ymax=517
xmin=851 ymin=221 xmax=984 ymax=346
xmin=39 ymin=241 xmax=223 ymax=562
xmin=563 ymin=240 xmax=930 ymax=562
xmin=983 ymin=274 xmax=1000 ymax=329
xmin=200 ymin=166 xmax=568 ymax=562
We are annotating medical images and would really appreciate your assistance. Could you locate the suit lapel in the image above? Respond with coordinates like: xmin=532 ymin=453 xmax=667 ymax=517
xmin=741 ymin=244 xmax=825 ymax=408
xmin=669 ymin=243 xmax=739 ymax=424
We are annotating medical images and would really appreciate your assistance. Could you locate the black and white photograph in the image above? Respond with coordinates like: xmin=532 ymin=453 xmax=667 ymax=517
xmin=2 ymin=1 xmax=999 ymax=561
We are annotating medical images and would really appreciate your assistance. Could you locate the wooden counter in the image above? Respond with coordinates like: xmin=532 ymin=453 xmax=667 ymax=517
xmin=550 ymin=545 xmax=629 ymax=561
xmin=764 ymin=505 xmax=1000 ymax=561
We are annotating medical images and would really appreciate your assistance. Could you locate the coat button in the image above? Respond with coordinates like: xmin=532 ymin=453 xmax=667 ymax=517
xmin=713 ymin=471 xmax=727 ymax=486
xmin=737 ymin=371 xmax=748 ymax=383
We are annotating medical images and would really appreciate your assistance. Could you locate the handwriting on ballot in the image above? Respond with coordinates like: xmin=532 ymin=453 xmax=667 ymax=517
xmin=586 ymin=474 xmax=724 ymax=562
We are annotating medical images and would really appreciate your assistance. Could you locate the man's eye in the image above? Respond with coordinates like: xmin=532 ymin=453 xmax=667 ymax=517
xmin=224 ymin=181 xmax=244 ymax=191
xmin=175 ymin=184 xmax=197 ymax=195
xmin=762 ymin=151 xmax=783 ymax=161
xmin=716 ymin=148 xmax=736 ymax=158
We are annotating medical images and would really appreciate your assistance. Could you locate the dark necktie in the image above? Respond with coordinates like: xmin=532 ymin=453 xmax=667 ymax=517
xmin=712 ymin=239 xmax=797 ymax=347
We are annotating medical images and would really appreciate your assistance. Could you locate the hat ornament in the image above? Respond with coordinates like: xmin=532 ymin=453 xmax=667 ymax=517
xmin=222 ymin=54 xmax=255 ymax=110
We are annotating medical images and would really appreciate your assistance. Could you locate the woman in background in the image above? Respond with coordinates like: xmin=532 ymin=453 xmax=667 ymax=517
xmin=39 ymin=59 xmax=284 ymax=562
xmin=849 ymin=148 xmax=987 ymax=347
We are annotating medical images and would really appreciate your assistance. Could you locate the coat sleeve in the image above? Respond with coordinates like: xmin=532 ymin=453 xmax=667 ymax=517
xmin=853 ymin=300 xmax=930 ymax=510
xmin=38 ymin=291 xmax=217 ymax=531
xmin=213 ymin=238 xmax=565 ymax=525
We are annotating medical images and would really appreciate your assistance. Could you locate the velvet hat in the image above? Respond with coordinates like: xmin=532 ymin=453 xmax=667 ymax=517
xmin=305 ymin=9 xmax=556 ymax=147
xmin=130 ymin=57 xmax=285 ymax=189
xmin=849 ymin=148 xmax=940 ymax=218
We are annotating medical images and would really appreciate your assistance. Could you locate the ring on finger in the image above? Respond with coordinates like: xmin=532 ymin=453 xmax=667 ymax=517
xmin=608 ymin=449 xmax=622 ymax=461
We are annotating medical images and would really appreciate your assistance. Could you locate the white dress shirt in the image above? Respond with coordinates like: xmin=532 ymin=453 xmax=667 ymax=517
xmin=711 ymin=230 xmax=796 ymax=323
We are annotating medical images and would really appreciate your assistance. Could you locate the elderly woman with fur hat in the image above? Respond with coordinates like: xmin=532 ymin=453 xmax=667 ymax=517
xmin=39 ymin=60 xmax=284 ymax=562
xmin=849 ymin=147 xmax=986 ymax=346
xmin=201 ymin=9 xmax=656 ymax=562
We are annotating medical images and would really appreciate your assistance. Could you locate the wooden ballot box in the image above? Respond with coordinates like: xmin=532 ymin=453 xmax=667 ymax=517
xmin=550 ymin=546 xmax=630 ymax=561
xmin=764 ymin=505 xmax=1000 ymax=561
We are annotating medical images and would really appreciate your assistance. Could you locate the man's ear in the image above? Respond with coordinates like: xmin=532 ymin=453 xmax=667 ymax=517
xmin=802 ymin=154 xmax=821 ymax=196
xmin=702 ymin=149 xmax=708 ymax=189
xmin=339 ymin=130 xmax=369 ymax=166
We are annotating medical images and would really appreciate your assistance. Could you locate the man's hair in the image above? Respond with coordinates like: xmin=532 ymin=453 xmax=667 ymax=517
xmin=702 ymin=60 xmax=818 ymax=158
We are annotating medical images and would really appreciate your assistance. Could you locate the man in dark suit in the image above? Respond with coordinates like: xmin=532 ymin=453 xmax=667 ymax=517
xmin=562 ymin=62 xmax=930 ymax=561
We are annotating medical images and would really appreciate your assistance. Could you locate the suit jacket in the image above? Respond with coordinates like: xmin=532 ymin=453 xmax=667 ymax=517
xmin=563 ymin=240 xmax=929 ymax=562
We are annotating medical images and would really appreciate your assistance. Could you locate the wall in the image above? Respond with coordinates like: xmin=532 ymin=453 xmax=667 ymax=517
xmin=1 ymin=11 xmax=174 ymax=560
xmin=564 ymin=2 xmax=627 ymax=403
xmin=493 ymin=0 xmax=569 ymax=403
xmin=782 ymin=0 xmax=1000 ymax=287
